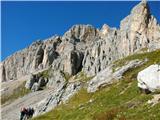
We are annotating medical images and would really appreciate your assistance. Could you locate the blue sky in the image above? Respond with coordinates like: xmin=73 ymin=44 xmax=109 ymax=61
xmin=1 ymin=1 xmax=160 ymax=61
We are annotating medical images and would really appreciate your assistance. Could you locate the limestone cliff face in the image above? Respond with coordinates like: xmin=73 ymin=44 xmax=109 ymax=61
xmin=1 ymin=37 xmax=61 ymax=81
xmin=82 ymin=26 xmax=120 ymax=76
xmin=1 ymin=25 xmax=99 ymax=81
xmin=119 ymin=0 xmax=160 ymax=54
xmin=1 ymin=1 xmax=160 ymax=81
xmin=82 ymin=1 xmax=160 ymax=76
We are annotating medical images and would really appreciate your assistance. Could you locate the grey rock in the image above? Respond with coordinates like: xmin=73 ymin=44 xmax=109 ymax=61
xmin=82 ymin=1 xmax=160 ymax=77
xmin=46 ymin=70 xmax=66 ymax=89
xmin=2 ymin=1 xmax=160 ymax=81
xmin=63 ymin=50 xmax=84 ymax=75
xmin=31 ymin=82 xmax=40 ymax=92
xmin=1 ymin=1 xmax=160 ymax=119
xmin=119 ymin=1 xmax=160 ymax=54
xmin=87 ymin=65 xmax=113 ymax=93
xmin=63 ymin=24 xmax=99 ymax=44
xmin=1 ymin=88 xmax=55 ymax=120
xmin=82 ymin=28 xmax=120 ymax=76
xmin=1 ymin=36 xmax=62 ymax=81
xmin=34 ymin=81 xmax=82 ymax=116
xmin=87 ymin=59 xmax=145 ymax=93
xmin=61 ymin=81 xmax=82 ymax=103
xmin=25 ymin=74 xmax=47 ymax=90
xmin=33 ymin=45 xmax=44 ymax=70
xmin=0 ymin=63 xmax=6 ymax=82
xmin=137 ymin=64 xmax=160 ymax=92
xmin=25 ymin=74 xmax=36 ymax=89
xmin=42 ymin=37 xmax=61 ymax=68
xmin=149 ymin=40 xmax=160 ymax=51
xmin=34 ymin=82 xmax=67 ymax=116
xmin=113 ymin=59 xmax=145 ymax=80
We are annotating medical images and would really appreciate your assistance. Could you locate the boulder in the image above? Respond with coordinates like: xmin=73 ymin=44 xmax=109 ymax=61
xmin=31 ymin=82 xmax=40 ymax=92
xmin=25 ymin=74 xmax=36 ymax=89
xmin=137 ymin=64 xmax=160 ymax=92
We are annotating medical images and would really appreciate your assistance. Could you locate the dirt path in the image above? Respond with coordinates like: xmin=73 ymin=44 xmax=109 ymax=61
xmin=1 ymin=89 xmax=54 ymax=120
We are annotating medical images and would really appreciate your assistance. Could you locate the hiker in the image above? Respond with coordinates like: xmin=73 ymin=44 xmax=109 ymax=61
xmin=31 ymin=108 xmax=35 ymax=117
xmin=20 ymin=107 xmax=27 ymax=120
xmin=20 ymin=107 xmax=35 ymax=120
xmin=27 ymin=107 xmax=35 ymax=118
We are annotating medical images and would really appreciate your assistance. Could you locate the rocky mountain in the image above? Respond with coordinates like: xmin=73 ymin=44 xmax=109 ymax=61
xmin=1 ymin=1 xmax=160 ymax=120
xmin=1 ymin=1 xmax=159 ymax=82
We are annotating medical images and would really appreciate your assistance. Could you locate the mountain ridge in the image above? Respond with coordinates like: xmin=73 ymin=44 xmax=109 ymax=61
xmin=1 ymin=1 xmax=160 ymax=82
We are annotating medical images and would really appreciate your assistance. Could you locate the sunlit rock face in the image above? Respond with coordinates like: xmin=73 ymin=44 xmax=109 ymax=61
xmin=82 ymin=1 xmax=160 ymax=76
xmin=1 ymin=1 xmax=160 ymax=81
xmin=119 ymin=0 xmax=160 ymax=54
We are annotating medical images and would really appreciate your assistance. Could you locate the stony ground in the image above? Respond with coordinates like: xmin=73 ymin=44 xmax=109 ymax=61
xmin=1 ymin=88 xmax=54 ymax=120
xmin=1 ymin=77 xmax=28 ymax=97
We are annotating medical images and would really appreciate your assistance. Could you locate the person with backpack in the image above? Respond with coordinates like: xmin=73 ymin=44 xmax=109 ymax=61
xmin=20 ymin=107 xmax=27 ymax=120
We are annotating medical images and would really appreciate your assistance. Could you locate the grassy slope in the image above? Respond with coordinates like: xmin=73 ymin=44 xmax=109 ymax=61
xmin=33 ymin=50 xmax=160 ymax=120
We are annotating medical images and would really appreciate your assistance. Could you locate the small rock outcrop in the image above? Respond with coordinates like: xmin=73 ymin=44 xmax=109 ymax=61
xmin=31 ymin=82 xmax=40 ymax=92
xmin=25 ymin=74 xmax=36 ymax=89
xmin=46 ymin=70 xmax=66 ymax=89
xmin=25 ymin=74 xmax=48 ymax=91
xmin=87 ymin=59 xmax=145 ymax=93
xmin=34 ymin=81 xmax=82 ymax=116
xmin=137 ymin=64 xmax=160 ymax=92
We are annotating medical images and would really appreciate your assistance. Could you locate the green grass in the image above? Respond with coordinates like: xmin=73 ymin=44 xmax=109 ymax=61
xmin=1 ymin=81 xmax=31 ymax=105
xmin=72 ymin=71 xmax=94 ymax=82
xmin=113 ymin=49 xmax=160 ymax=72
xmin=33 ymin=49 xmax=160 ymax=120
xmin=60 ymin=71 xmax=72 ymax=81
xmin=60 ymin=71 xmax=93 ymax=82
xmin=38 ymin=69 xmax=51 ymax=79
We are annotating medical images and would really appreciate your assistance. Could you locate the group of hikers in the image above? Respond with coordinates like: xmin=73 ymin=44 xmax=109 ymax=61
xmin=20 ymin=107 xmax=35 ymax=120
